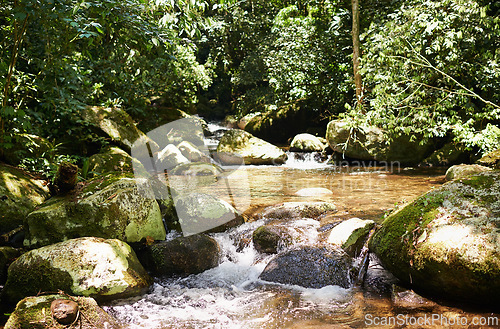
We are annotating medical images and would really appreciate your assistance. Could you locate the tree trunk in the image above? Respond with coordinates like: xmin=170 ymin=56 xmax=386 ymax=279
xmin=352 ymin=0 xmax=363 ymax=109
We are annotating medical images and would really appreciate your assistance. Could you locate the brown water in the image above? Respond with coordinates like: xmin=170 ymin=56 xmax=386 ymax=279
xmin=106 ymin=163 xmax=500 ymax=329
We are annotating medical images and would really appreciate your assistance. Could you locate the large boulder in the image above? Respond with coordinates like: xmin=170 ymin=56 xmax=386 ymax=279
xmin=259 ymin=245 xmax=354 ymax=289
xmin=477 ymin=149 xmax=500 ymax=169
xmin=81 ymin=106 xmax=147 ymax=152
xmin=87 ymin=146 xmax=144 ymax=177
xmin=244 ymin=104 xmax=327 ymax=145
xmin=370 ymin=170 xmax=500 ymax=304
xmin=259 ymin=202 xmax=337 ymax=220
xmin=217 ymin=129 xmax=287 ymax=165
xmin=142 ymin=234 xmax=220 ymax=276
xmin=1 ymin=237 xmax=152 ymax=305
xmin=4 ymin=294 xmax=122 ymax=329
xmin=0 ymin=164 xmax=49 ymax=236
xmin=421 ymin=142 xmax=471 ymax=167
xmin=445 ymin=164 xmax=491 ymax=181
xmin=173 ymin=193 xmax=244 ymax=236
xmin=156 ymin=144 xmax=189 ymax=170
xmin=24 ymin=176 xmax=166 ymax=249
xmin=326 ymin=120 xmax=434 ymax=165
xmin=289 ymin=133 xmax=326 ymax=152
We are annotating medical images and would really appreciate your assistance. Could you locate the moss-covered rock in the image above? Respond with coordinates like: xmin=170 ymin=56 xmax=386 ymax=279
xmin=259 ymin=202 xmax=337 ymax=220
xmin=174 ymin=193 xmax=244 ymax=235
xmin=445 ymin=164 xmax=491 ymax=181
xmin=1 ymin=237 xmax=152 ymax=305
xmin=259 ymin=245 xmax=354 ymax=289
xmin=24 ymin=176 xmax=166 ymax=249
xmin=0 ymin=164 xmax=49 ymax=235
xmin=244 ymin=104 xmax=327 ymax=145
xmin=327 ymin=218 xmax=374 ymax=257
xmin=0 ymin=247 xmax=20 ymax=284
xmin=421 ymin=142 xmax=471 ymax=167
xmin=4 ymin=294 xmax=122 ymax=329
xmin=252 ymin=225 xmax=292 ymax=254
xmin=370 ymin=170 xmax=500 ymax=304
xmin=326 ymin=120 xmax=435 ymax=165
xmin=81 ymin=106 xmax=147 ymax=152
xmin=217 ymin=129 xmax=287 ymax=165
xmin=477 ymin=149 xmax=500 ymax=169
xmin=289 ymin=133 xmax=326 ymax=152
xmin=143 ymin=234 xmax=220 ymax=276
xmin=169 ymin=162 xmax=223 ymax=177
xmin=87 ymin=146 xmax=144 ymax=177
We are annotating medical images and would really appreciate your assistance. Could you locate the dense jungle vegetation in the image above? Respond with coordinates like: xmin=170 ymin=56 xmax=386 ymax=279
xmin=1 ymin=0 xmax=499 ymax=175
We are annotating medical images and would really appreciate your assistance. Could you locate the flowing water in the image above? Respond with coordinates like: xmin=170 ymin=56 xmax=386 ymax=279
xmin=105 ymin=124 xmax=499 ymax=328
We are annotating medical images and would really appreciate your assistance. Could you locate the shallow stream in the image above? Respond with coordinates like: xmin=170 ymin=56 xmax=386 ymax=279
xmin=105 ymin=154 xmax=499 ymax=328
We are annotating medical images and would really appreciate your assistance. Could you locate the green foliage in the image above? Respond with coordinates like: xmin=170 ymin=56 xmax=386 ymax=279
xmin=357 ymin=0 xmax=500 ymax=153
xmin=0 ymin=0 xmax=214 ymax=146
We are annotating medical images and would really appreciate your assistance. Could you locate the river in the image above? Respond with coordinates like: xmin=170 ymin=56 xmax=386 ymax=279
xmin=104 ymin=151 xmax=499 ymax=328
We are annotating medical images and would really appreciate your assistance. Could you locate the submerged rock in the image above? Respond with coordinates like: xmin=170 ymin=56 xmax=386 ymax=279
xmin=259 ymin=245 xmax=353 ymax=289
xmin=4 ymin=294 xmax=122 ymax=329
xmin=253 ymin=225 xmax=292 ymax=254
xmin=1 ymin=237 xmax=152 ymax=305
xmin=326 ymin=120 xmax=434 ymax=165
xmin=445 ymin=164 xmax=491 ymax=181
xmin=143 ymin=234 xmax=220 ymax=276
xmin=217 ymin=129 xmax=287 ymax=165
xmin=260 ymin=202 xmax=337 ymax=220
xmin=370 ymin=170 xmax=500 ymax=304
xmin=290 ymin=133 xmax=326 ymax=152
xmin=327 ymin=218 xmax=374 ymax=257
xmin=294 ymin=188 xmax=333 ymax=197
xmin=0 ymin=164 xmax=49 ymax=236
xmin=24 ymin=176 xmax=166 ymax=249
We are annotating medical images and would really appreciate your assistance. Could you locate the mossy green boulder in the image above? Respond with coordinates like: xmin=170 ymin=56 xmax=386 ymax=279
xmin=174 ymin=193 xmax=244 ymax=235
xmin=370 ymin=170 xmax=500 ymax=304
xmin=81 ymin=106 xmax=147 ymax=152
xmin=1 ymin=237 xmax=152 ymax=305
xmin=4 ymin=294 xmax=122 ymax=329
xmin=445 ymin=164 xmax=491 ymax=181
xmin=477 ymin=149 xmax=500 ymax=169
xmin=217 ymin=129 xmax=287 ymax=165
xmin=326 ymin=120 xmax=434 ymax=165
xmin=87 ymin=146 xmax=145 ymax=177
xmin=24 ymin=176 xmax=166 ymax=249
xmin=0 ymin=164 xmax=49 ymax=235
